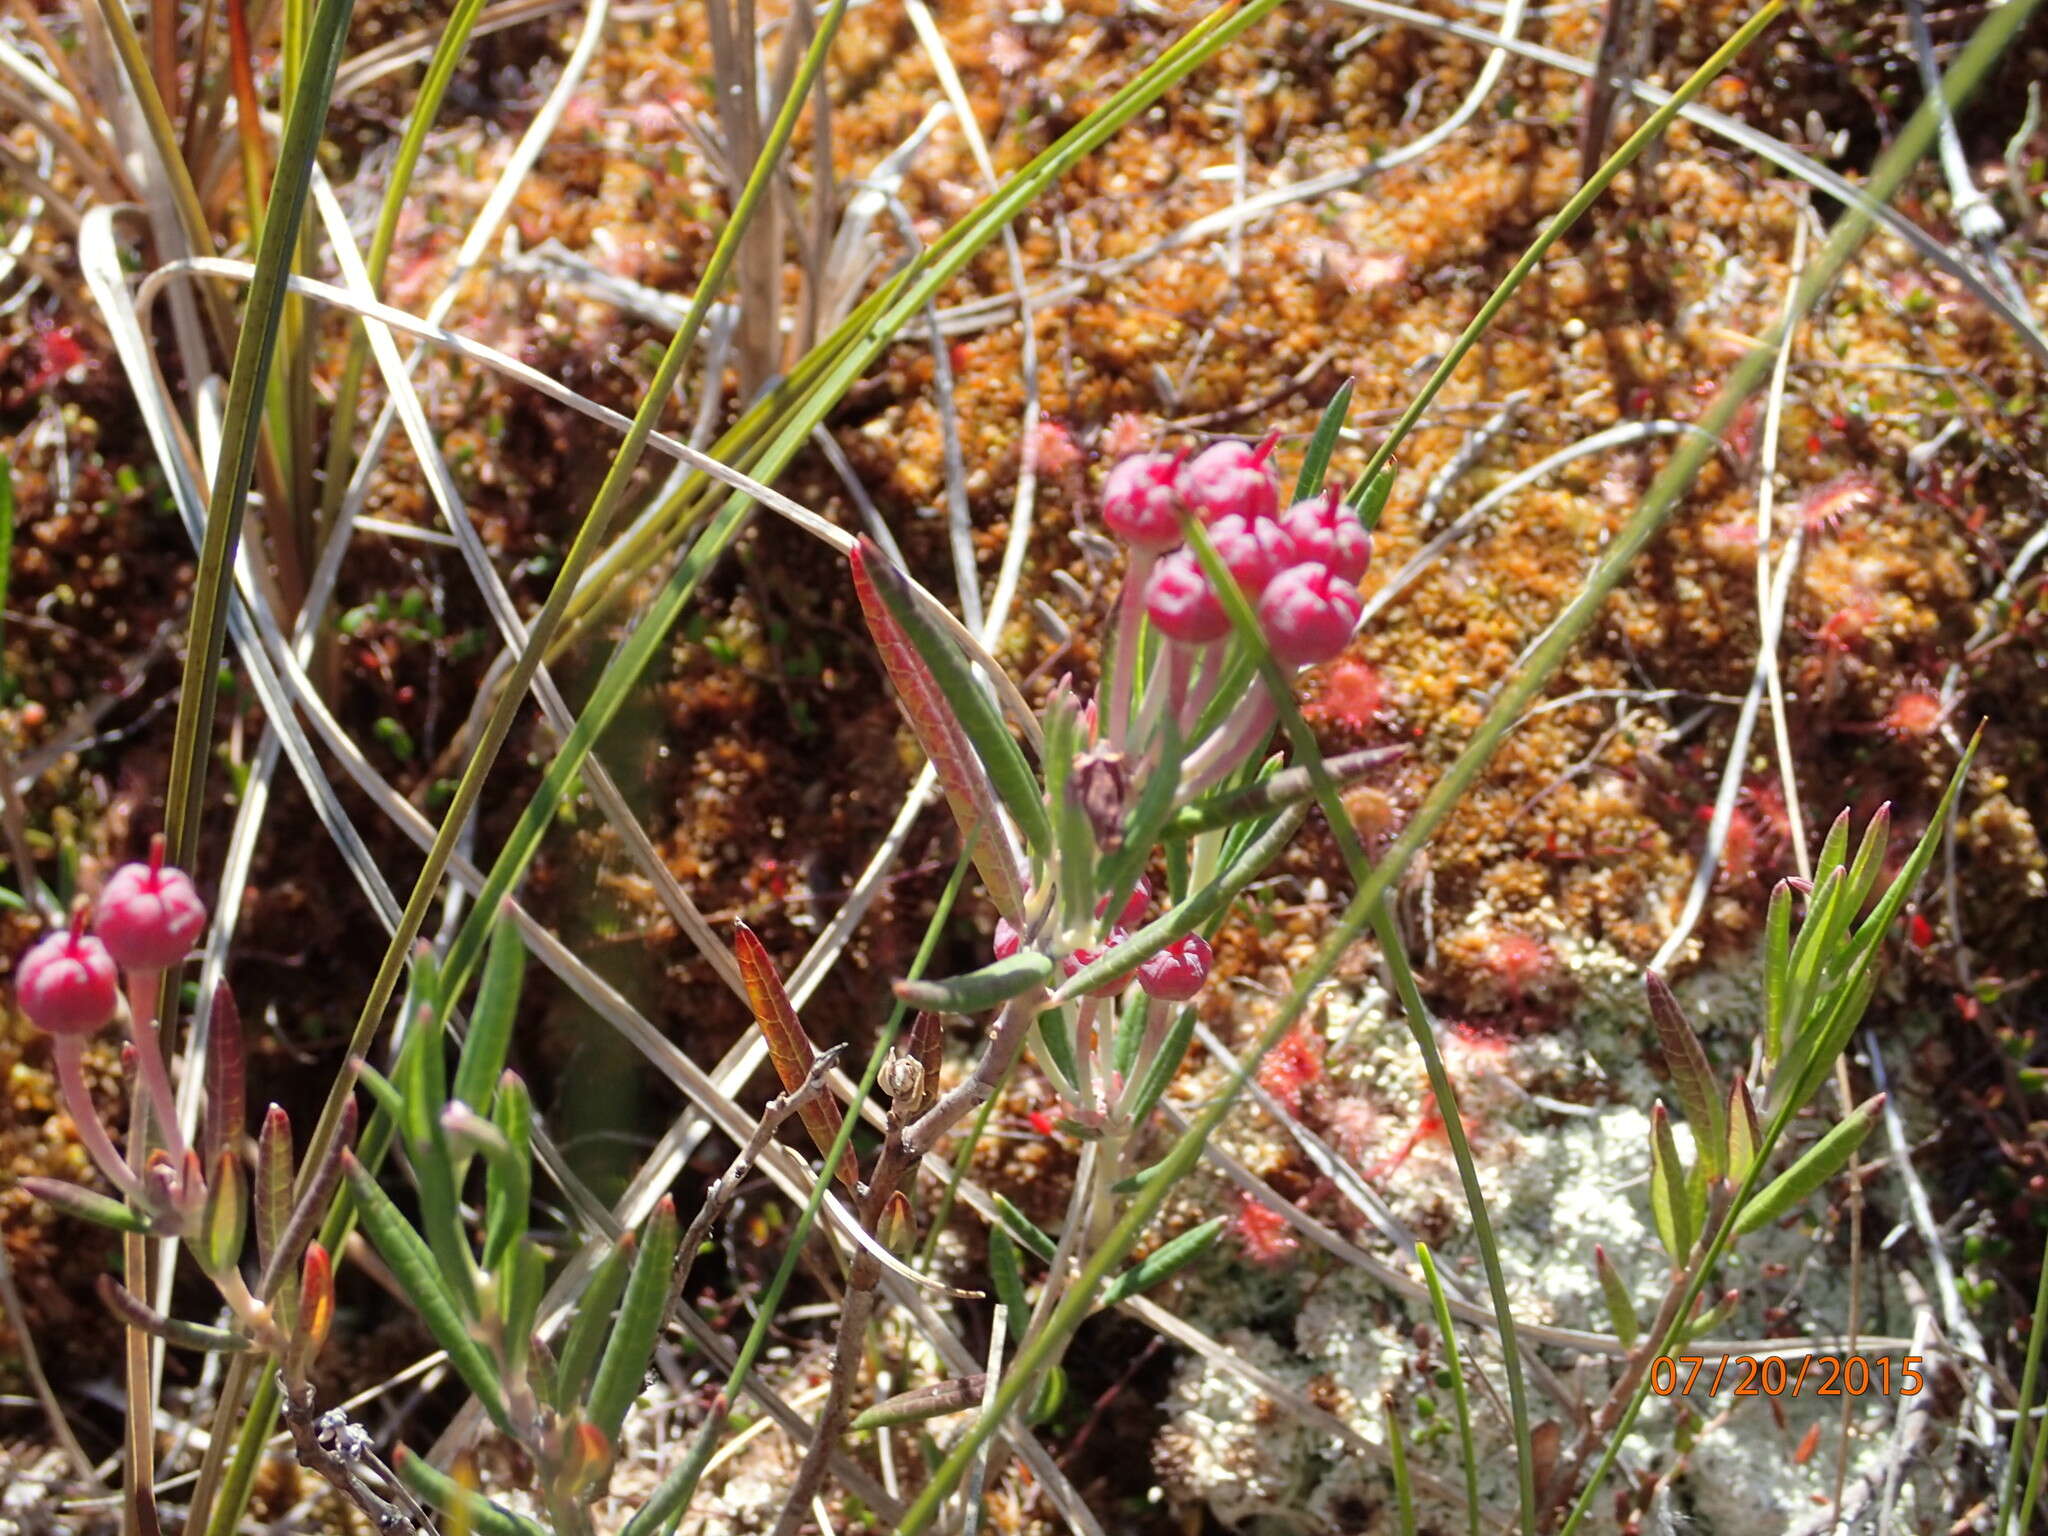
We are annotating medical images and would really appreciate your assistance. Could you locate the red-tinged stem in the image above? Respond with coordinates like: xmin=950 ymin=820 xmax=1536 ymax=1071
xmin=124 ymin=971 xmax=186 ymax=1163
xmin=1174 ymin=643 xmax=1227 ymax=741
xmin=53 ymin=1036 xmax=148 ymax=1201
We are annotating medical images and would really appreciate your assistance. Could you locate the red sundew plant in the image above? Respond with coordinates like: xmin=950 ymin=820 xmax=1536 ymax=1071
xmin=1477 ymin=927 xmax=1558 ymax=1012
xmin=1793 ymin=471 xmax=1882 ymax=540
xmin=1877 ymin=685 xmax=1951 ymax=741
xmin=1256 ymin=1025 xmax=1326 ymax=1116
xmin=1230 ymin=1190 xmax=1301 ymax=1266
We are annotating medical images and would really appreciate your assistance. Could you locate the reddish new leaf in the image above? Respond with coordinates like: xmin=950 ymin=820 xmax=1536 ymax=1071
xmin=734 ymin=923 xmax=856 ymax=1191
xmin=850 ymin=540 xmax=1027 ymax=919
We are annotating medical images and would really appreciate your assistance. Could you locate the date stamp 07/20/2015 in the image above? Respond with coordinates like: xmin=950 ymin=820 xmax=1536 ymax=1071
xmin=1648 ymin=1355 xmax=1927 ymax=1400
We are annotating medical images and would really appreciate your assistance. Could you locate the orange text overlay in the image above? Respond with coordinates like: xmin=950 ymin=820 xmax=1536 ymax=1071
xmin=1648 ymin=1355 xmax=1926 ymax=1399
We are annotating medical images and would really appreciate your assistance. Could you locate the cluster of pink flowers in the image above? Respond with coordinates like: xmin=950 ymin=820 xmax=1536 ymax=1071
xmin=995 ymin=877 xmax=1214 ymax=1002
xmin=13 ymin=840 xmax=209 ymax=1202
xmin=18 ymin=848 xmax=207 ymax=1037
xmin=1102 ymin=436 xmax=1370 ymax=669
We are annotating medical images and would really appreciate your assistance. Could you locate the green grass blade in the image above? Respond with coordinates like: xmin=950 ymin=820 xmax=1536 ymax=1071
xmin=1417 ymin=1243 xmax=1480 ymax=1536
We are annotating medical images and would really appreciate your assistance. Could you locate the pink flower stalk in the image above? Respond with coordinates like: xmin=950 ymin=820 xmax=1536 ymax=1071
xmin=1178 ymin=432 xmax=1281 ymax=524
xmin=1258 ymin=564 xmax=1362 ymax=668
xmin=1100 ymin=452 xmax=1186 ymax=551
xmin=1138 ymin=934 xmax=1212 ymax=1001
xmin=993 ymin=918 xmax=1023 ymax=960
xmin=95 ymin=841 xmax=208 ymax=973
xmin=1144 ymin=551 xmax=1231 ymax=644
xmin=16 ymin=910 xmax=119 ymax=1037
xmin=1206 ymin=512 xmax=1300 ymax=599
xmin=1278 ymin=488 xmax=1372 ymax=584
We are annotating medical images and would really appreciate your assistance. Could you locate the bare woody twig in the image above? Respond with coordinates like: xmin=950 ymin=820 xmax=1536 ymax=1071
xmin=766 ymin=1002 xmax=1029 ymax=1536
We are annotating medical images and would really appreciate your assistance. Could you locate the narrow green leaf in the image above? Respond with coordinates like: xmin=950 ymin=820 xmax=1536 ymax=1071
xmin=991 ymin=1194 xmax=1056 ymax=1263
xmin=1762 ymin=878 xmax=1793 ymax=1063
xmin=453 ymin=911 xmax=524 ymax=1115
xmin=854 ymin=537 xmax=1052 ymax=858
xmin=1164 ymin=745 xmax=1404 ymax=837
xmin=1644 ymin=972 xmax=1723 ymax=1179
xmin=1724 ymin=1078 xmax=1760 ymax=1185
xmin=482 ymin=1072 xmax=532 ymax=1276
xmin=588 ymin=1196 xmax=679 ymax=1441
xmin=1842 ymin=802 xmax=1892 ymax=916
xmin=1347 ymin=460 xmax=1396 ymax=530
xmin=987 ymin=1227 xmax=1030 ymax=1339
xmin=1100 ymin=1217 xmax=1225 ymax=1308
xmin=1033 ymin=1006 xmax=1080 ymax=1095
xmin=893 ymin=951 xmax=1055 ymax=1014
xmin=1594 ymin=1245 xmax=1638 ymax=1347
xmin=555 ymin=1232 xmax=635 ymax=1410
xmin=395 ymin=1006 xmax=474 ymax=1312
xmin=1027 ymin=1363 xmax=1066 ymax=1426
xmin=1813 ymin=806 xmax=1852 ymax=888
xmin=343 ymin=1153 xmax=510 ymax=1432
xmin=254 ymin=1105 xmax=293 ymax=1276
xmin=853 ymin=1375 xmax=988 ymax=1432
xmin=258 ymin=1095 xmax=356 ymax=1302
xmin=499 ymin=1238 xmax=546 ymax=1388
xmin=1113 ymin=993 xmax=1148 ymax=1079
xmin=1649 ymin=1103 xmax=1693 ymax=1263
xmin=394 ymin=1451 xmax=550 ymax=1536
xmin=199 ymin=1150 xmax=247 ymax=1278
xmin=1294 ymin=377 xmax=1354 ymax=500
xmin=20 ymin=1176 xmax=152 ymax=1234
xmin=1733 ymin=1095 xmax=1884 ymax=1237
xmin=1416 ymin=1242 xmax=1480 ymax=1536
xmin=97 ymin=1275 xmax=253 ymax=1353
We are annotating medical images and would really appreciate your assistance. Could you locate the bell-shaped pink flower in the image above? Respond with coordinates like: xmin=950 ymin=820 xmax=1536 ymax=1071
xmin=1063 ymin=930 xmax=1129 ymax=998
xmin=1139 ymin=934 xmax=1212 ymax=1001
xmin=1258 ymin=564 xmax=1362 ymax=668
xmin=95 ymin=844 xmax=208 ymax=972
xmin=1096 ymin=877 xmax=1150 ymax=928
xmin=1101 ymin=452 xmax=1185 ymax=552
xmin=1144 ymin=551 xmax=1230 ymax=645
xmin=1178 ymin=433 xmax=1280 ymax=524
xmin=1278 ymin=488 xmax=1372 ymax=584
xmin=1207 ymin=512 xmax=1300 ymax=600
xmin=16 ymin=914 xmax=119 ymax=1037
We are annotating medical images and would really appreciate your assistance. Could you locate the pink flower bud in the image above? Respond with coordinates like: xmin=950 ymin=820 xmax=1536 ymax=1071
xmin=95 ymin=843 xmax=209 ymax=972
xmin=1100 ymin=452 xmax=1185 ymax=552
xmin=1178 ymin=433 xmax=1280 ymax=524
xmin=16 ymin=915 xmax=119 ymax=1037
xmin=1206 ymin=512 xmax=1300 ymax=599
xmin=1258 ymin=564 xmax=1362 ymax=668
xmin=1278 ymin=487 xmax=1372 ymax=584
xmin=1144 ymin=551 xmax=1230 ymax=645
xmin=994 ymin=918 xmax=1022 ymax=960
xmin=1063 ymin=930 xmax=1128 ymax=998
xmin=1096 ymin=877 xmax=1150 ymax=928
xmin=1139 ymin=934 xmax=1212 ymax=1001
